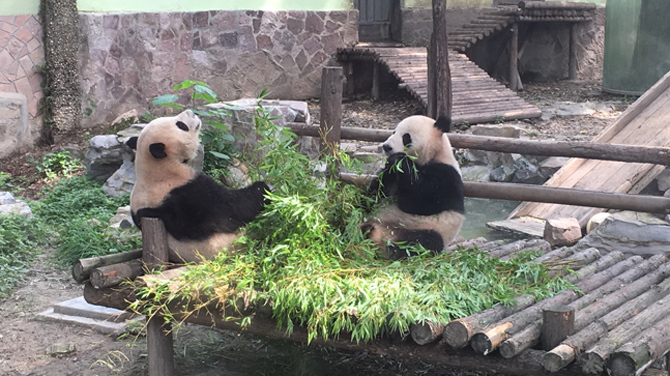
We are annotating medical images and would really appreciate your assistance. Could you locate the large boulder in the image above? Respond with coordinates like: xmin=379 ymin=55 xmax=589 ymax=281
xmin=0 ymin=191 xmax=32 ymax=218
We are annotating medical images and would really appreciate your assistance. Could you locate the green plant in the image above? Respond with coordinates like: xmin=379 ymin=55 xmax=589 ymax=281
xmin=494 ymin=115 xmax=505 ymax=124
xmin=35 ymin=151 xmax=83 ymax=181
xmin=130 ymin=99 xmax=576 ymax=344
xmin=34 ymin=175 xmax=139 ymax=267
xmin=0 ymin=214 xmax=48 ymax=298
xmin=153 ymin=80 xmax=237 ymax=177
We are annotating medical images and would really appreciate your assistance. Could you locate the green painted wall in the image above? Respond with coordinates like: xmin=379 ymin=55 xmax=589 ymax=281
xmin=0 ymin=0 xmax=352 ymax=15
xmin=405 ymin=0 xmax=606 ymax=7
xmin=0 ymin=0 xmax=40 ymax=15
xmin=77 ymin=0 xmax=352 ymax=12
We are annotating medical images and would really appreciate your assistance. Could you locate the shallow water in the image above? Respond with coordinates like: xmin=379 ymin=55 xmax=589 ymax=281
xmin=460 ymin=197 xmax=523 ymax=242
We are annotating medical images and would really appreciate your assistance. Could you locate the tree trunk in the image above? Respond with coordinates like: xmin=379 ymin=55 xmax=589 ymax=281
xmin=319 ymin=66 xmax=343 ymax=155
xmin=427 ymin=0 xmax=451 ymax=119
xmin=72 ymin=249 xmax=143 ymax=283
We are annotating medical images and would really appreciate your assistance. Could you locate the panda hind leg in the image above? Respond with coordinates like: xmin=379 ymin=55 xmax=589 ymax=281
xmin=389 ymin=229 xmax=444 ymax=260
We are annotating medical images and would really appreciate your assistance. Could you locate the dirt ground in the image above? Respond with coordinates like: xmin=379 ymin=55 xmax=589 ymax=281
xmin=0 ymin=80 xmax=632 ymax=376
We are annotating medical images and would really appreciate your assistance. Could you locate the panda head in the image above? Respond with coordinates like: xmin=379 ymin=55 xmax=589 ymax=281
xmin=127 ymin=109 xmax=201 ymax=168
xmin=382 ymin=114 xmax=456 ymax=166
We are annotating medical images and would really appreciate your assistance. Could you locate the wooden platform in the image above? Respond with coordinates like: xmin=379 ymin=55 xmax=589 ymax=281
xmin=337 ymin=46 xmax=542 ymax=124
xmin=510 ymin=70 xmax=670 ymax=226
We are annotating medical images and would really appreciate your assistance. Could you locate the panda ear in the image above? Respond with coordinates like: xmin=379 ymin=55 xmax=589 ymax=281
xmin=434 ymin=114 xmax=451 ymax=133
xmin=149 ymin=143 xmax=168 ymax=159
xmin=125 ymin=137 xmax=138 ymax=150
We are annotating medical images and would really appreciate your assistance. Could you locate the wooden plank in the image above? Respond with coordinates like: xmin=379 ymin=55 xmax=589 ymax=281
xmin=510 ymin=70 xmax=670 ymax=223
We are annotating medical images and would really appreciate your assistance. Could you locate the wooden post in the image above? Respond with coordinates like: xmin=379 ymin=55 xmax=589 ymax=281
xmin=509 ymin=23 xmax=519 ymax=92
xmin=541 ymin=306 xmax=575 ymax=350
xmin=568 ymin=23 xmax=578 ymax=80
xmin=141 ymin=217 xmax=174 ymax=376
xmin=427 ymin=0 xmax=452 ymax=119
xmin=345 ymin=62 xmax=355 ymax=96
xmin=371 ymin=62 xmax=380 ymax=101
xmin=320 ymin=66 xmax=343 ymax=154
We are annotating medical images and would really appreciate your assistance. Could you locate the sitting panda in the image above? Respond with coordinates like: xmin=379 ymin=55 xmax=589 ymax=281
xmin=362 ymin=114 xmax=465 ymax=259
xmin=126 ymin=109 xmax=270 ymax=263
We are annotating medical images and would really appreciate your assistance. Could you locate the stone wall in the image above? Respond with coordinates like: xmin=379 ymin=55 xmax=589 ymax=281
xmin=79 ymin=10 xmax=359 ymax=128
xmin=0 ymin=15 xmax=44 ymax=158
xmin=398 ymin=6 xmax=605 ymax=83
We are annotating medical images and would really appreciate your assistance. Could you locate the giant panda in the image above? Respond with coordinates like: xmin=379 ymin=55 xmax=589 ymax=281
xmin=362 ymin=114 xmax=465 ymax=260
xmin=126 ymin=109 xmax=270 ymax=264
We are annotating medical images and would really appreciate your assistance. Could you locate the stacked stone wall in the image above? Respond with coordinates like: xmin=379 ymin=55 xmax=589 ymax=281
xmin=0 ymin=15 xmax=44 ymax=157
xmin=79 ymin=10 xmax=358 ymax=127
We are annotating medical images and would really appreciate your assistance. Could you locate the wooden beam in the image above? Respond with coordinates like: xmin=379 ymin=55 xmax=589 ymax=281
xmin=320 ymin=66 xmax=343 ymax=154
xmin=72 ymin=249 xmax=143 ymax=283
xmin=427 ymin=0 xmax=452 ymax=119
xmin=509 ymin=23 xmax=519 ymax=92
xmin=464 ymin=181 xmax=670 ymax=214
xmin=287 ymin=123 xmax=670 ymax=166
xmin=141 ymin=218 xmax=174 ymax=376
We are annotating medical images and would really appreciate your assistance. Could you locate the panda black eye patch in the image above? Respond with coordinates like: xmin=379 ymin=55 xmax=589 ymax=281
xmin=176 ymin=121 xmax=189 ymax=132
xmin=402 ymin=133 xmax=412 ymax=147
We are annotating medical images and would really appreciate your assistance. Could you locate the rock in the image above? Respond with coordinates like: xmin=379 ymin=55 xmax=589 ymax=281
xmin=59 ymin=144 xmax=85 ymax=161
xmin=0 ymin=191 xmax=32 ymax=218
xmin=586 ymin=212 xmax=611 ymax=234
xmin=538 ymin=156 xmax=570 ymax=179
xmin=461 ymin=165 xmax=491 ymax=182
xmin=489 ymin=166 xmax=515 ymax=182
xmin=576 ymin=214 xmax=670 ymax=257
xmin=511 ymin=155 xmax=546 ymax=184
xmin=544 ymin=217 xmax=582 ymax=246
xmin=46 ymin=343 xmax=76 ymax=358
xmin=85 ymin=135 xmax=127 ymax=181
xmin=103 ymin=159 xmax=136 ymax=197
xmin=467 ymin=125 xmax=521 ymax=167
xmin=111 ymin=109 xmax=140 ymax=126
xmin=222 ymin=159 xmax=252 ymax=189
xmin=116 ymin=124 xmax=145 ymax=145
xmin=0 ymin=92 xmax=31 ymax=159
xmin=656 ymin=168 xmax=670 ymax=192
xmin=109 ymin=205 xmax=134 ymax=229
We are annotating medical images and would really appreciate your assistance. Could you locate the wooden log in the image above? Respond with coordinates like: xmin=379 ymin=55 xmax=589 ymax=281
xmin=320 ymin=66 xmax=343 ymax=154
xmin=471 ymin=253 xmax=648 ymax=356
xmin=286 ymin=124 xmax=670 ymax=166
xmin=141 ymin=218 xmax=174 ymax=376
xmin=492 ymin=239 xmax=551 ymax=260
xmin=72 ymin=249 xmax=143 ymax=283
xmin=542 ymin=272 xmax=670 ymax=373
xmin=83 ymin=282 xmax=135 ymax=310
xmin=90 ymin=259 xmax=145 ymax=289
xmin=562 ymin=250 xmax=626 ymax=284
xmin=580 ymin=297 xmax=670 ymax=375
xmin=541 ymin=306 xmax=575 ymax=350
xmin=465 ymin=181 xmax=670 ymax=215
xmin=607 ymin=315 xmax=670 ymax=376
xmin=444 ymin=295 xmax=536 ymax=349
xmin=499 ymin=256 xmax=644 ymax=358
xmin=568 ymin=23 xmax=578 ymax=80
xmin=410 ymin=321 xmax=445 ymax=345
xmin=371 ymin=62 xmax=380 ymax=101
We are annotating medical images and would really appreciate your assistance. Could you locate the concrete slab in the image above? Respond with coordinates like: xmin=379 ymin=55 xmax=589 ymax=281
xmin=37 ymin=296 xmax=143 ymax=336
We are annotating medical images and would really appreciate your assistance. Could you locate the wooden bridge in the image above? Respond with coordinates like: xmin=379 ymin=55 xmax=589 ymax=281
xmin=337 ymin=46 xmax=542 ymax=124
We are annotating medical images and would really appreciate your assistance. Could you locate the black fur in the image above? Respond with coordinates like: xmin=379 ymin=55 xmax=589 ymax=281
xmin=434 ymin=114 xmax=451 ymax=133
xmin=126 ymin=137 xmax=138 ymax=150
xmin=133 ymin=173 xmax=270 ymax=242
xmin=149 ymin=143 xmax=167 ymax=159
xmin=176 ymin=121 xmax=189 ymax=131
xmin=387 ymin=229 xmax=444 ymax=259
xmin=373 ymin=153 xmax=464 ymax=216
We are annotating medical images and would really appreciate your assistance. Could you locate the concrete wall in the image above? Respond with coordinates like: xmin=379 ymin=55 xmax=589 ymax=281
xmin=78 ymin=10 xmax=359 ymax=127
